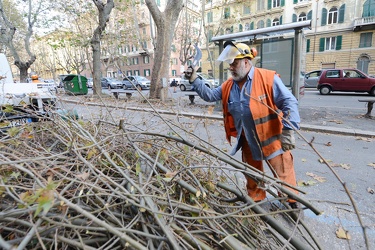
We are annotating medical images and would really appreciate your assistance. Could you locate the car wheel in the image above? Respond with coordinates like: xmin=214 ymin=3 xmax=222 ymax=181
xmin=108 ymin=85 xmax=113 ymax=90
xmin=369 ymin=87 xmax=375 ymax=96
xmin=319 ymin=86 xmax=331 ymax=95
xmin=180 ymin=84 xmax=186 ymax=91
xmin=123 ymin=85 xmax=128 ymax=90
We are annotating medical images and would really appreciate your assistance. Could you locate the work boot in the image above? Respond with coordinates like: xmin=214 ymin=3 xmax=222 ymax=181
xmin=288 ymin=202 xmax=305 ymax=221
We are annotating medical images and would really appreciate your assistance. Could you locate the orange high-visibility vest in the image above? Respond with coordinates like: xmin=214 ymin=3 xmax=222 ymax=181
xmin=221 ymin=67 xmax=282 ymax=157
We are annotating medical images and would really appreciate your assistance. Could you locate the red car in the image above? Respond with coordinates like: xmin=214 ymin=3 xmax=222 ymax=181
xmin=317 ymin=68 xmax=375 ymax=96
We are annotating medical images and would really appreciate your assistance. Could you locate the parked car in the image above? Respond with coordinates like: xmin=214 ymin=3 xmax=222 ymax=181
xmin=304 ymin=70 xmax=322 ymax=88
xmin=179 ymin=73 xmax=219 ymax=91
xmin=101 ymin=77 xmax=124 ymax=89
xmin=86 ymin=77 xmax=93 ymax=88
xmin=317 ymin=68 xmax=375 ymax=95
xmin=123 ymin=76 xmax=151 ymax=90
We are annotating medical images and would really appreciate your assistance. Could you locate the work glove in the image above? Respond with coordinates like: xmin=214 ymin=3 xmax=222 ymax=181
xmin=184 ymin=66 xmax=198 ymax=83
xmin=281 ymin=129 xmax=295 ymax=151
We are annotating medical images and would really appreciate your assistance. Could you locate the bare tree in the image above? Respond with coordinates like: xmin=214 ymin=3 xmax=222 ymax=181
xmin=145 ymin=0 xmax=184 ymax=100
xmin=0 ymin=0 xmax=50 ymax=81
xmin=90 ymin=0 xmax=114 ymax=95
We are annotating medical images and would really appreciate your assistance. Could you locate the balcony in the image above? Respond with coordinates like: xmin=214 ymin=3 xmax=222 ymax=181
xmin=353 ymin=16 xmax=375 ymax=31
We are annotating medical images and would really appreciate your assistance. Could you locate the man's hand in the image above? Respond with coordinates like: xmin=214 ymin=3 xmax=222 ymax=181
xmin=184 ymin=66 xmax=198 ymax=83
xmin=281 ymin=129 xmax=295 ymax=151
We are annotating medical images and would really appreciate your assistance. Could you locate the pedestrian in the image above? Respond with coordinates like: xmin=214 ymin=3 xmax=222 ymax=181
xmin=171 ymin=78 xmax=177 ymax=93
xmin=185 ymin=41 xmax=301 ymax=209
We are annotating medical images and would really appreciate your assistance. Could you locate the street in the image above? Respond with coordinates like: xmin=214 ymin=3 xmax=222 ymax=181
xmin=61 ymin=87 xmax=374 ymax=249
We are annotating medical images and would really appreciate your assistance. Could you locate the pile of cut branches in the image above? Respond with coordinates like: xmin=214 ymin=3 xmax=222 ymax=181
xmin=0 ymin=107 xmax=322 ymax=250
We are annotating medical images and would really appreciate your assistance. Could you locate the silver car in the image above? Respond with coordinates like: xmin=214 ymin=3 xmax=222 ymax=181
xmin=304 ymin=70 xmax=322 ymax=88
xmin=179 ymin=73 xmax=219 ymax=91
xmin=123 ymin=76 xmax=151 ymax=90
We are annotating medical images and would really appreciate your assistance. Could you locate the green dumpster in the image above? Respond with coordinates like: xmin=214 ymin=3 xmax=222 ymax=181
xmin=63 ymin=74 xmax=88 ymax=95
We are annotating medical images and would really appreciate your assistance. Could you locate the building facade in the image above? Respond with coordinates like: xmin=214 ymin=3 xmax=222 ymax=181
xmin=200 ymin=0 xmax=375 ymax=78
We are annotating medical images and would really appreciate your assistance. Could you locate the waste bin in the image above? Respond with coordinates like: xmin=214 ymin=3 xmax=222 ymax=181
xmin=63 ymin=74 xmax=88 ymax=95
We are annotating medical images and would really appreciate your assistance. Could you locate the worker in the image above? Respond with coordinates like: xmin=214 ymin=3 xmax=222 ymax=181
xmin=31 ymin=74 xmax=41 ymax=83
xmin=185 ymin=42 xmax=301 ymax=211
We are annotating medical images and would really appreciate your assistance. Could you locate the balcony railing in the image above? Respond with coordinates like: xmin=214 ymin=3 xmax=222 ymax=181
xmin=354 ymin=16 xmax=375 ymax=26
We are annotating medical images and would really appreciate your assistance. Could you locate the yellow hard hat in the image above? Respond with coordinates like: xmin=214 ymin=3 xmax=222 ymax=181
xmin=31 ymin=75 xmax=38 ymax=80
xmin=217 ymin=41 xmax=257 ymax=64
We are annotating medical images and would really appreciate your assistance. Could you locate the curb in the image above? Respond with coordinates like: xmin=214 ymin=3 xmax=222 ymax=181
xmin=61 ymin=98 xmax=375 ymax=138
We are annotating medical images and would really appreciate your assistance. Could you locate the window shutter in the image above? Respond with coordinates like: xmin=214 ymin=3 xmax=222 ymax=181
xmin=267 ymin=0 xmax=271 ymax=10
xmin=267 ymin=19 xmax=271 ymax=27
xmin=280 ymin=16 xmax=283 ymax=25
xmin=281 ymin=0 xmax=285 ymax=7
xmin=336 ymin=35 xmax=342 ymax=50
xmin=321 ymin=8 xmax=327 ymax=26
xmin=239 ymin=24 xmax=243 ymax=32
xmin=307 ymin=11 xmax=312 ymax=20
xmin=338 ymin=4 xmax=345 ymax=23
xmin=292 ymin=14 xmax=297 ymax=22
xmin=250 ymin=22 xmax=254 ymax=30
xmin=319 ymin=38 xmax=325 ymax=51
xmin=306 ymin=39 xmax=310 ymax=53
xmin=293 ymin=0 xmax=297 ymax=4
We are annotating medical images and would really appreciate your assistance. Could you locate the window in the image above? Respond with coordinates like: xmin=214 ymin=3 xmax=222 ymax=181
xmin=239 ymin=24 xmax=243 ymax=32
xmin=134 ymin=70 xmax=140 ymax=76
xmin=171 ymin=58 xmax=178 ymax=65
xmin=322 ymin=63 xmax=335 ymax=69
xmin=144 ymin=69 xmax=150 ymax=76
xmin=257 ymin=0 xmax=265 ymax=11
xmin=127 ymin=70 xmax=132 ymax=76
xmin=363 ymin=0 xmax=375 ymax=17
xmin=244 ymin=5 xmax=250 ymax=14
xmin=127 ymin=58 xmax=132 ymax=65
xmin=156 ymin=0 xmax=160 ymax=6
xmin=328 ymin=7 xmax=338 ymax=24
xmin=272 ymin=18 xmax=280 ymax=26
xmin=357 ymin=55 xmax=370 ymax=74
xmin=207 ymin=12 xmax=213 ymax=23
xmin=133 ymin=57 xmax=139 ymax=65
xmin=245 ymin=23 xmax=250 ymax=31
xmin=298 ymin=13 xmax=306 ymax=21
xmin=326 ymin=70 xmax=340 ymax=78
xmin=144 ymin=56 xmax=150 ymax=64
xmin=208 ymin=30 xmax=213 ymax=42
xmin=359 ymin=32 xmax=372 ymax=48
xmin=172 ymin=70 xmax=176 ymax=76
xmin=257 ymin=20 xmax=265 ymax=29
xmin=272 ymin=0 xmax=281 ymax=8
xmin=224 ymin=7 xmax=230 ymax=19
xmin=325 ymin=37 xmax=336 ymax=50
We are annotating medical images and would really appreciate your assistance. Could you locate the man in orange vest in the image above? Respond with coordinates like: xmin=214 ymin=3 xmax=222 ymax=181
xmin=185 ymin=41 xmax=301 ymax=213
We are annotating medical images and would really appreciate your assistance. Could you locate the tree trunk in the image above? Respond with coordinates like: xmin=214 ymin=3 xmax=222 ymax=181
xmin=91 ymin=0 xmax=114 ymax=96
xmin=145 ymin=0 xmax=184 ymax=100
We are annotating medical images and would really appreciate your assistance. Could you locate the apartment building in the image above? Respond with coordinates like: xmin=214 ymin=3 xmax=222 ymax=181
xmin=201 ymin=0 xmax=375 ymax=77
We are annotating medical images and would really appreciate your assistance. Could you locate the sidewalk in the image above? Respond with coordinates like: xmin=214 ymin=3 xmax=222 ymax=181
xmin=60 ymin=90 xmax=375 ymax=138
